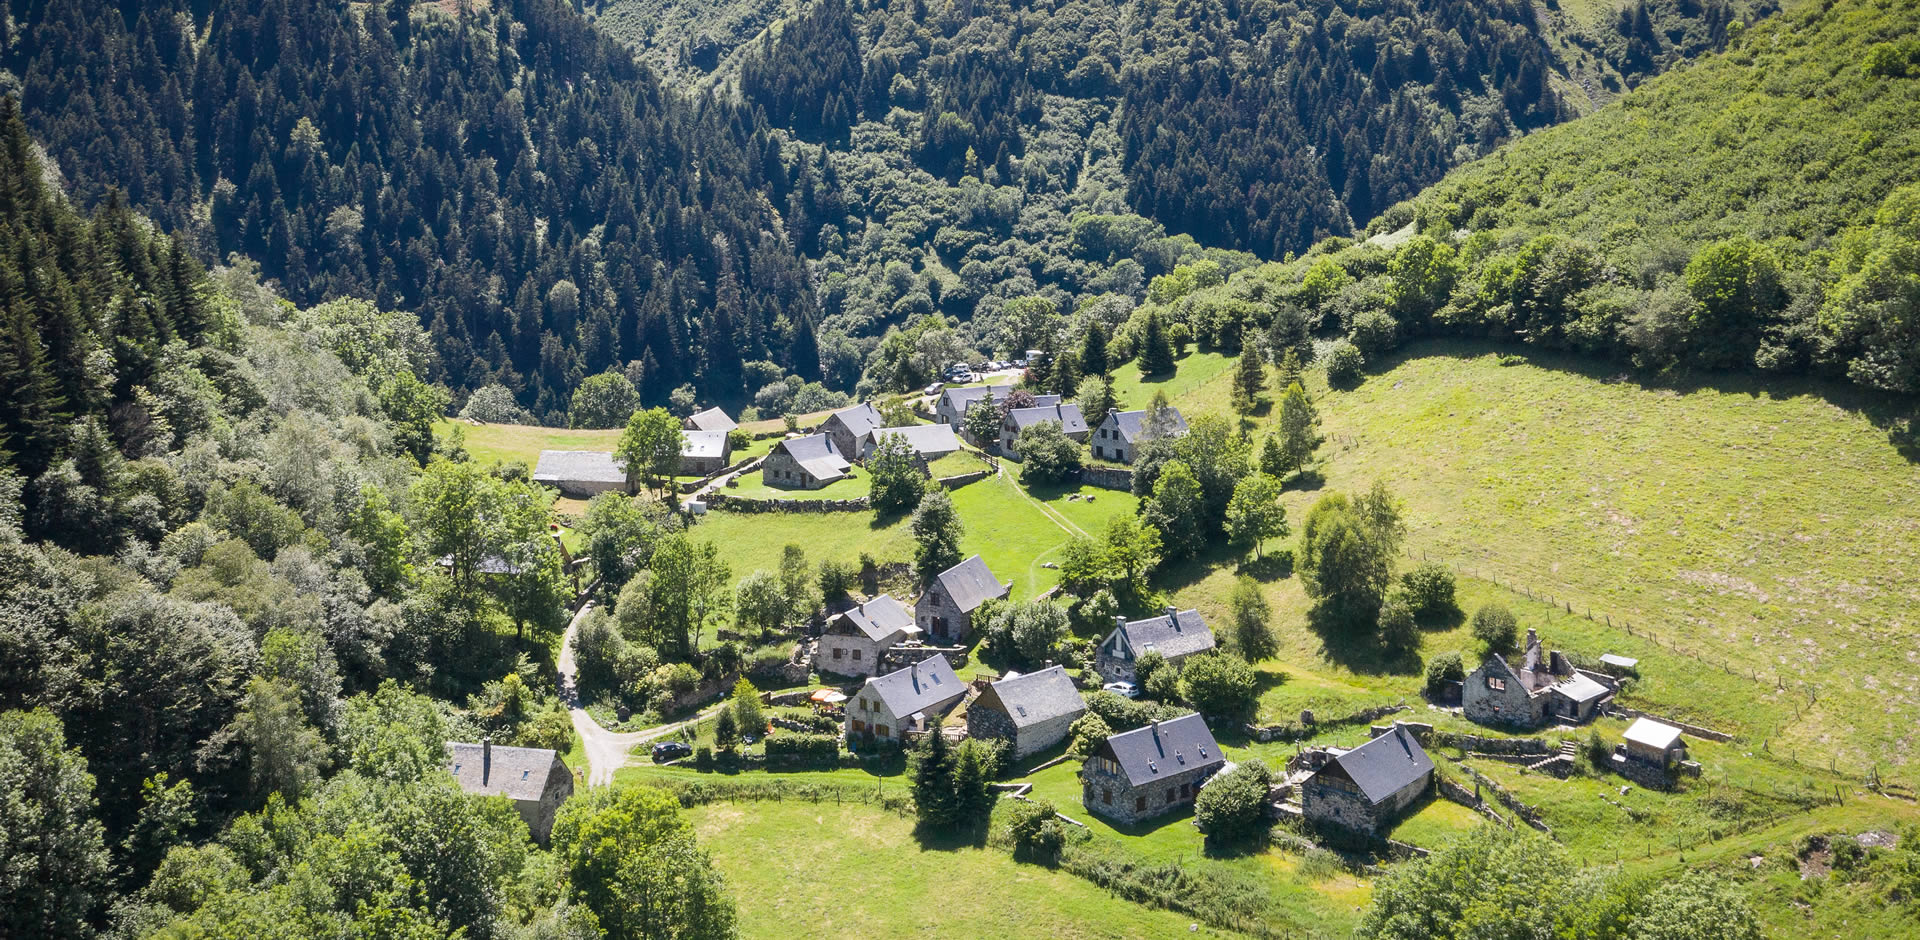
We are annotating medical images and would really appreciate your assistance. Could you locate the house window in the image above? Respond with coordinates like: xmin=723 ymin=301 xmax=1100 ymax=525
xmin=851 ymin=649 xmax=861 ymax=661
xmin=851 ymin=719 xmax=864 ymax=732
xmin=832 ymin=648 xmax=844 ymax=660
xmin=1102 ymin=789 xmax=1112 ymax=805
xmin=1165 ymin=787 xmax=1175 ymax=803
xmin=1135 ymin=796 xmax=1146 ymax=812
xmin=1487 ymin=677 xmax=1506 ymax=691
xmin=877 ymin=725 xmax=890 ymax=738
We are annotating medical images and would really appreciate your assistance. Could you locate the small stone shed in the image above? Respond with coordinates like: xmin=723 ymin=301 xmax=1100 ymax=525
xmin=915 ymin=554 xmax=1010 ymax=643
xmin=446 ymin=740 xmax=574 ymax=843
xmin=532 ymin=450 xmax=628 ymax=498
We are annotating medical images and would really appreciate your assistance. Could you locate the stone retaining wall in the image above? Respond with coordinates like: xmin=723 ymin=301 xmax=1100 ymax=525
xmin=705 ymin=492 xmax=871 ymax=513
xmin=1246 ymin=703 xmax=1410 ymax=743
xmin=1429 ymin=732 xmax=1554 ymax=755
xmin=1604 ymin=706 xmax=1735 ymax=743
xmin=937 ymin=469 xmax=992 ymax=489
xmin=1079 ymin=466 xmax=1134 ymax=490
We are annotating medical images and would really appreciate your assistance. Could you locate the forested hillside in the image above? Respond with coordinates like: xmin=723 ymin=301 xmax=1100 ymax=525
xmin=3 ymin=0 xmax=821 ymax=422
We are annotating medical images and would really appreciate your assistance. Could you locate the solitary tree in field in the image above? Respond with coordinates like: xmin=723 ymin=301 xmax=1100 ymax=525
xmin=1273 ymin=382 xmax=1320 ymax=477
xmin=1227 ymin=575 xmax=1277 ymax=661
xmin=1145 ymin=459 xmax=1206 ymax=560
xmin=615 ymin=406 xmax=682 ymax=495
xmin=1225 ymin=472 xmax=1288 ymax=558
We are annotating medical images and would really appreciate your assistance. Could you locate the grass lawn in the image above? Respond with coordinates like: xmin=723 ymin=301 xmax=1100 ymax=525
xmin=436 ymin=419 xmax=621 ymax=469
xmin=949 ymin=473 xmax=1138 ymax=600
xmin=928 ymin=449 xmax=992 ymax=477
xmin=693 ymin=510 xmax=916 ymax=586
xmin=1109 ymin=350 xmax=1236 ymax=412
xmin=1384 ymin=793 xmax=1484 ymax=849
xmin=724 ymin=467 xmax=870 ymax=500
xmin=682 ymin=800 xmax=1214 ymax=939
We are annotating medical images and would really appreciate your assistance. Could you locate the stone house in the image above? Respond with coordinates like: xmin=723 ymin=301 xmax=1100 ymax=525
xmin=446 ymin=740 xmax=574 ymax=843
xmin=678 ymin=430 xmax=733 ymax=476
xmin=684 ymin=406 xmax=738 ymax=433
xmin=532 ymin=450 xmax=629 ymax=498
xmin=1619 ymin=718 xmax=1686 ymax=765
xmin=762 ymin=433 xmax=852 ymax=489
xmin=916 ymin=554 xmax=1011 ymax=643
xmin=933 ymin=384 xmax=1020 ymax=430
xmin=1462 ymin=629 xmax=1614 ymax=729
xmin=817 ymin=594 xmax=919 ymax=678
xmin=1299 ymin=724 xmax=1434 ymax=836
xmin=821 ymin=402 xmax=884 ymax=461
xmin=1094 ymin=607 xmax=1215 ymax=684
xmin=967 ymin=666 xmax=1087 ymax=759
xmin=1090 ymin=407 xmax=1189 ymax=464
xmin=846 ymin=654 xmax=968 ymax=745
xmin=1081 ymin=714 xmax=1225 ymax=825
xmin=998 ymin=402 xmax=1088 ymax=457
xmin=858 ymin=424 xmax=963 ymax=463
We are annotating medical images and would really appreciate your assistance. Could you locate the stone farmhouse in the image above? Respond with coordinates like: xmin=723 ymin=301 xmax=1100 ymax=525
xmin=859 ymin=423 xmax=963 ymax=463
xmin=763 ymin=433 xmax=853 ymax=489
xmin=818 ymin=594 xmax=919 ymax=678
xmin=821 ymin=402 xmax=884 ymax=460
xmin=999 ymin=401 xmax=1087 ymax=457
xmin=1298 ymin=724 xmax=1434 ymax=836
xmin=678 ymin=429 xmax=733 ymax=476
xmin=1090 ymin=407 xmax=1189 ymax=464
xmin=446 ymin=740 xmax=574 ymax=843
xmin=532 ymin=450 xmax=629 ymax=498
xmin=846 ymin=654 xmax=967 ymax=746
xmin=916 ymin=554 xmax=1011 ymax=643
xmin=1094 ymin=607 xmax=1215 ymax=684
xmin=933 ymin=384 xmax=1020 ymax=430
xmin=1462 ymin=629 xmax=1615 ymax=729
xmin=1081 ymin=714 xmax=1225 ymax=825
xmin=684 ymin=406 xmax=738 ymax=433
xmin=967 ymin=666 xmax=1087 ymax=759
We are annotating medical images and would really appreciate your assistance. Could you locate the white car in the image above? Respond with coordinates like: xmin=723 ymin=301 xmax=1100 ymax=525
xmin=923 ymin=382 xmax=944 ymax=396
xmin=1102 ymin=681 xmax=1141 ymax=699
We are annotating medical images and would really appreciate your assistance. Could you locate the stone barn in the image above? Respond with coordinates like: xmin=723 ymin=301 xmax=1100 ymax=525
xmin=1094 ymin=607 xmax=1215 ymax=684
xmin=817 ymin=594 xmax=919 ymax=678
xmin=859 ymin=424 xmax=963 ymax=463
xmin=846 ymin=654 xmax=968 ymax=746
xmin=820 ymin=402 xmax=884 ymax=461
xmin=684 ymin=406 xmax=738 ymax=433
xmin=1462 ymin=629 xmax=1614 ymax=729
xmin=967 ymin=666 xmax=1087 ymax=759
xmin=998 ymin=401 xmax=1087 ymax=457
xmin=763 ymin=433 xmax=852 ymax=489
xmin=446 ymin=740 xmax=574 ymax=843
xmin=1299 ymin=724 xmax=1434 ymax=836
xmin=1081 ymin=714 xmax=1225 ymax=825
xmin=678 ymin=430 xmax=733 ymax=476
xmin=1090 ymin=406 xmax=1188 ymax=464
xmin=531 ymin=450 xmax=629 ymax=498
xmin=915 ymin=554 xmax=1010 ymax=643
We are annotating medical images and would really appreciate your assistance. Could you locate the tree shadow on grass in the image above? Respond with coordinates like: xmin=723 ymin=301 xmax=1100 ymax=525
xmin=1238 ymin=552 xmax=1294 ymax=582
xmin=1418 ymin=604 xmax=1467 ymax=632
xmin=1304 ymin=602 xmax=1424 ymax=677
xmin=1150 ymin=539 xmax=1246 ymax=595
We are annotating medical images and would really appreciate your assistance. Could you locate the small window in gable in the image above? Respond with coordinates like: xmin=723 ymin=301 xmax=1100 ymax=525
xmin=1488 ymin=677 xmax=1506 ymax=691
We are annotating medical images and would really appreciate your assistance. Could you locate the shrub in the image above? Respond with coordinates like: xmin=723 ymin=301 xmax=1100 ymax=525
xmin=694 ymin=746 xmax=714 ymax=770
xmin=1424 ymin=651 xmax=1465 ymax=696
xmin=1470 ymin=604 xmax=1519 ymax=653
xmin=1066 ymin=712 xmax=1112 ymax=761
xmin=1083 ymin=690 xmax=1188 ymax=733
xmin=763 ymin=733 xmax=840 ymax=767
xmin=1193 ymin=761 xmax=1274 ymax=843
xmin=1324 ymin=340 xmax=1365 ymax=387
xmin=1005 ymin=799 xmax=1070 ymax=861
xmin=1016 ymin=421 xmax=1085 ymax=484
xmin=1179 ymin=653 xmax=1258 ymax=719
xmin=1399 ymin=562 xmax=1457 ymax=620
xmin=1348 ymin=308 xmax=1400 ymax=357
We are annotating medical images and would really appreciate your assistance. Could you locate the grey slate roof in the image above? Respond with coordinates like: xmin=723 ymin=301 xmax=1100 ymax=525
xmin=866 ymin=424 xmax=962 ymax=457
xmin=838 ymin=594 xmax=917 ymax=641
xmin=987 ymin=666 xmax=1086 ymax=729
xmin=680 ymin=430 xmax=729 ymax=460
xmin=446 ymin=742 xmax=562 ymax=801
xmin=828 ymin=402 xmax=885 ymax=438
xmin=1623 ymin=718 xmax=1683 ymax=751
xmin=1599 ymin=654 xmax=1639 ymax=669
xmin=1113 ymin=608 xmax=1215 ymax=661
xmin=685 ymin=407 xmax=738 ymax=433
xmin=532 ymin=450 xmax=626 ymax=485
xmin=939 ymin=384 xmax=1017 ymax=414
xmin=1332 ymin=725 xmax=1434 ymax=805
xmin=1553 ymin=672 xmax=1611 ymax=704
xmin=933 ymin=555 xmax=1008 ymax=613
xmin=775 ymin=433 xmax=852 ymax=481
xmin=1008 ymin=402 xmax=1087 ymax=436
xmin=1103 ymin=407 xmax=1189 ymax=443
xmin=864 ymin=654 xmax=966 ymax=718
xmin=1102 ymin=713 xmax=1223 ymax=787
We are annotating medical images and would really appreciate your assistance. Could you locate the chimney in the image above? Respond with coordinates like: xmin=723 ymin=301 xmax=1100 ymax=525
xmin=1165 ymin=606 xmax=1179 ymax=628
xmin=1525 ymin=628 xmax=1539 ymax=651
xmin=482 ymin=736 xmax=492 ymax=785
xmin=1114 ymin=615 xmax=1127 ymax=631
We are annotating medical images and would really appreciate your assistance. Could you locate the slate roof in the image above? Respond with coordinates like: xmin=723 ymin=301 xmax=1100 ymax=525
xmin=827 ymin=402 xmax=885 ymax=438
xmin=1330 ymin=725 xmax=1434 ymax=805
xmin=446 ymin=742 xmax=562 ymax=802
xmin=867 ymin=424 xmax=962 ymax=457
xmin=680 ymin=429 xmax=729 ymax=460
xmin=932 ymin=555 xmax=1008 ymax=613
xmin=1007 ymin=402 xmax=1087 ymax=436
xmin=985 ymin=666 xmax=1086 ymax=729
xmin=1623 ymin=717 xmax=1684 ymax=751
xmin=532 ymin=450 xmax=626 ymax=485
xmin=775 ymin=433 xmax=852 ymax=481
xmin=1553 ymin=672 xmax=1612 ymax=704
xmin=685 ymin=407 xmax=738 ymax=433
xmin=1112 ymin=608 xmax=1214 ymax=661
xmin=864 ymin=654 xmax=966 ymax=718
xmin=939 ymin=384 xmax=1017 ymax=414
xmin=1599 ymin=654 xmax=1639 ymax=669
xmin=837 ymin=594 xmax=917 ymax=642
xmin=1103 ymin=407 xmax=1189 ymax=443
xmin=1102 ymin=713 xmax=1224 ymax=787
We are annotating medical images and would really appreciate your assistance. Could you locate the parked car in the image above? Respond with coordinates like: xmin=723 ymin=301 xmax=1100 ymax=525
xmin=1102 ymin=681 xmax=1141 ymax=699
xmin=651 ymin=740 xmax=692 ymax=763
xmin=923 ymin=382 xmax=944 ymax=396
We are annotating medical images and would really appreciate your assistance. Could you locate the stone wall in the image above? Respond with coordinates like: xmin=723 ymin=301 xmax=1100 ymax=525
xmin=1246 ymin=703 xmax=1410 ymax=743
xmin=1011 ymin=711 xmax=1082 ymax=760
xmin=937 ymin=469 xmax=992 ymax=489
xmin=1078 ymin=466 xmax=1134 ymax=491
xmin=1427 ymin=732 xmax=1553 ymax=755
xmin=1302 ymin=776 xmax=1387 ymax=834
xmin=705 ymin=492 xmax=870 ymax=513
xmin=877 ymin=644 xmax=968 ymax=673
xmin=1462 ymin=657 xmax=1547 ymax=728
xmin=966 ymin=702 xmax=1017 ymax=748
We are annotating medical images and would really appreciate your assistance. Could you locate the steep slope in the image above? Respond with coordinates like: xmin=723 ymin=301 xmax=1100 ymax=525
xmin=4 ymin=0 xmax=819 ymax=421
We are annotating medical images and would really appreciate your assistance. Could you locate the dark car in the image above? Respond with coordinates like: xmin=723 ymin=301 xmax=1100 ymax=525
xmin=651 ymin=740 xmax=693 ymax=763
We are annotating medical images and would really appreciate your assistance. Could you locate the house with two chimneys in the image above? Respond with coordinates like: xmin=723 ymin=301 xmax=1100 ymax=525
xmin=1462 ymin=628 xmax=1615 ymax=729
xmin=846 ymin=653 xmax=968 ymax=745
xmin=967 ymin=665 xmax=1087 ymax=759
xmin=1094 ymin=607 xmax=1215 ymax=684
xmin=916 ymin=554 xmax=1011 ymax=644
xmin=445 ymin=740 xmax=574 ymax=843
xmin=818 ymin=594 xmax=919 ymax=678
xmin=763 ymin=433 xmax=853 ymax=489
xmin=1090 ymin=406 xmax=1189 ymax=464
xmin=1298 ymin=723 xmax=1435 ymax=836
xmin=1081 ymin=713 xmax=1226 ymax=824
xmin=999 ymin=400 xmax=1087 ymax=457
